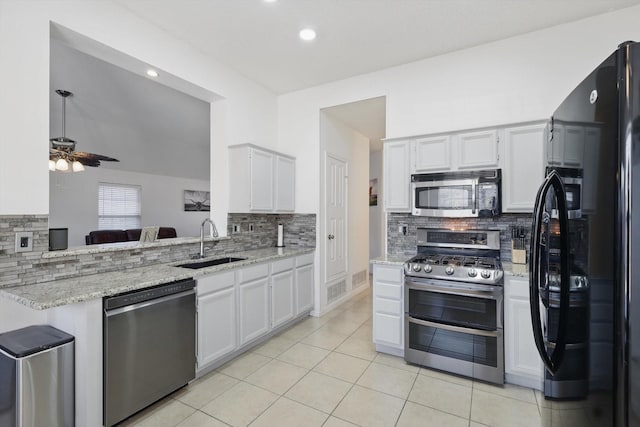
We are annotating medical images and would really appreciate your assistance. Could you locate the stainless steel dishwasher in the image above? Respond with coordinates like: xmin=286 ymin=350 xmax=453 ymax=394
xmin=103 ymin=278 xmax=196 ymax=427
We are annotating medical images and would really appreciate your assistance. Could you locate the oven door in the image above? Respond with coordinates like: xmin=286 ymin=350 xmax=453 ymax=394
xmin=412 ymin=178 xmax=478 ymax=217
xmin=404 ymin=278 xmax=504 ymax=383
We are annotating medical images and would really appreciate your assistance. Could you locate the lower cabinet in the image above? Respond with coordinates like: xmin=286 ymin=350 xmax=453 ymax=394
xmin=197 ymin=270 xmax=237 ymax=369
xmin=295 ymin=253 xmax=314 ymax=315
xmin=239 ymin=263 xmax=270 ymax=346
xmin=271 ymin=258 xmax=295 ymax=329
xmin=504 ymin=274 xmax=544 ymax=390
xmin=372 ymin=263 xmax=404 ymax=356
xmin=196 ymin=252 xmax=315 ymax=372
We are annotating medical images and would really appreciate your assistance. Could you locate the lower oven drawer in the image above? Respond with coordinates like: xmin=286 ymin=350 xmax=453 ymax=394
xmin=406 ymin=317 xmax=499 ymax=368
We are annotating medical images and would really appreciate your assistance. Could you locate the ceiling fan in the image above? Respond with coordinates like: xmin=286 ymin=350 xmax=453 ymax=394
xmin=49 ymin=89 xmax=119 ymax=172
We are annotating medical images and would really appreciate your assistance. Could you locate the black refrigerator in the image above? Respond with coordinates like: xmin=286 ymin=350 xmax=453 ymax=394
xmin=529 ymin=41 xmax=640 ymax=426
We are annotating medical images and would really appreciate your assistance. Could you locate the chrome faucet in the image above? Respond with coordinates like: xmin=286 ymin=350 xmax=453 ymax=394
xmin=199 ymin=218 xmax=219 ymax=258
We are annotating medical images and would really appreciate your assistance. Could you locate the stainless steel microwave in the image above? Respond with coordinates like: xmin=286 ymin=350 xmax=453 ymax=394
xmin=411 ymin=169 xmax=501 ymax=217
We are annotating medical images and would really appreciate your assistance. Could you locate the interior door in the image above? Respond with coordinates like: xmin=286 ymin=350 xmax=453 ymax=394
xmin=325 ymin=153 xmax=347 ymax=282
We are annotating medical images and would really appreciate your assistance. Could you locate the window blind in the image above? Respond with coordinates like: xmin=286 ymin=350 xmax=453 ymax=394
xmin=98 ymin=183 xmax=142 ymax=230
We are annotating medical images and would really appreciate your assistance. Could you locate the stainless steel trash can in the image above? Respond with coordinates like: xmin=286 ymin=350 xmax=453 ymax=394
xmin=0 ymin=325 xmax=74 ymax=427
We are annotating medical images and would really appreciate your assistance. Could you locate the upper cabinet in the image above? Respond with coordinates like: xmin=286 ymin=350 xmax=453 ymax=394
xmin=414 ymin=135 xmax=452 ymax=172
xmin=382 ymin=121 xmax=548 ymax=213
xmin=457 ymin=129 xmax=499 ymax=169
xmin=383 ymin=140 xmax=411 ymax=212
xmin=501 ymin=122 xmax=546 ymax=212
xmin=229 ymin=144 xmax=295 ymax=213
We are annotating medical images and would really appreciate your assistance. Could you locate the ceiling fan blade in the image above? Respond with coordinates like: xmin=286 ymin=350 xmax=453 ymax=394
xmin=72 ymin=151 xmax=120 ymax=162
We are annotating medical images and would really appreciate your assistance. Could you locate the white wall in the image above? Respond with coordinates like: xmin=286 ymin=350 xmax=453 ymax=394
xmin=319 ymin=111 xmax=369 ymax=313
xmin=278 ymin=6 xmax=640 ymax=215
xmin=49 ymin=168 xmax=209 ymax=247
xmin=0 ymin=0 xmax=278 ymax=237
xmin=369 ymin=150 xmax=384 ymax=262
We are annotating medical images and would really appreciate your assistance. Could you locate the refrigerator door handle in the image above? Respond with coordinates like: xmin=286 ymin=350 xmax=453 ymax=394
xmin=529 ymin=170 xmax=571 ymax=375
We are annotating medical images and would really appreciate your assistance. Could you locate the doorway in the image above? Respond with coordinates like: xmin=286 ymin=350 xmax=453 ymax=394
xmin=318 ymin=96 xmax=386 ymax=315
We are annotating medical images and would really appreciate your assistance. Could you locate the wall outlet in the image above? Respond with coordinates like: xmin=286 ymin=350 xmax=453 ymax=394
xmin=248 ymin=223 xmax=255 ymax=232
xmin=232 ymin=224 xmax=240 ymax=233
xmin=398 ymin=224 xmax=408 ymax=235
xmin=15 ymin=231 xmax=33 ymax=253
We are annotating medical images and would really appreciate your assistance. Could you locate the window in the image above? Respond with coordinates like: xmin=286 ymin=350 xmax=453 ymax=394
xmin=98 ymin=183 xmax=141 ymax=230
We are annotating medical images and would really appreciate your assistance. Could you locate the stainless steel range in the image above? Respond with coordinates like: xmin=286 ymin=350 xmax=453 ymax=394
xmin=404 ymin=228 xmax=504 ymax=384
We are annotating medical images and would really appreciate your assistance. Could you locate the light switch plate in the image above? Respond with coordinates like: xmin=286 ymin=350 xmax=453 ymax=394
xmin=15 ymin=231 xmax=33 ymax=253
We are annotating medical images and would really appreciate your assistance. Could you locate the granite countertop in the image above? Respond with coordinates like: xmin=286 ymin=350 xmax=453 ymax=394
xmin=1 ymin=247 xmax=314 ymax=310
xmin=371 ymin=255 xmax=410 ymax=266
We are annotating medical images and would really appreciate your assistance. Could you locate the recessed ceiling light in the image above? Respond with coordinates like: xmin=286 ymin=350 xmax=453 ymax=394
xmin=146 ymin=69 xmax=159 ymax=78
xmin=263 ymin=0 xmax=277 ymax=3
xmin=299 ymin=28 xmax=316 ymax=41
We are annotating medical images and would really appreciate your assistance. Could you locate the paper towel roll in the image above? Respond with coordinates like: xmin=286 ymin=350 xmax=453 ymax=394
xmin=277 ymin=224 xmax=284 ymax=247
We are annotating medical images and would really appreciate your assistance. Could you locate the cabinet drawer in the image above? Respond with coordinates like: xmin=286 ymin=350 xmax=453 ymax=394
xmin=374 ymin=265 xmax=403 ymax=283
xmin=239 ymin=263 xmax=269 ymax=283
xmin=271 ymin=257 xmax=294 ymax=274
xmin=374 ymin=297 xmax=401 ymax=316
xmin=374 ymin=282 xmax=402 ymax=300
xmin=506 ymin=276 xmax=530 ymax=298
xmin=197 ymin=270 xmax=235 ymax=295
xmin=296 ymin=253 xmax=314 ymax=267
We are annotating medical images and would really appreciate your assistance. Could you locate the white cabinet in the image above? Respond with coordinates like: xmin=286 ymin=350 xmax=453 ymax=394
xmin=502 ymin=123 xmax=547 ymax=212
xmin=275 ymin=155 xmax=295 ymax=211
xmin=383 ymin=140 xmax=411 ymax=212
xmin=457 ymin=129 xmax=499 ymax=169
xmin=229 ymin=144 xmax=295 ymax=213
xmin=295 ymin=253 xmax=314 ymax=315
xmin=547 ymin=123 xmax=584 ymax=168
xmin=197 ymin=270 xmax=237 ymax=369
xmin=270 ymin=258 xmax=295 ymax=328
xmin=414 ymin=135 xmax=452 ymax=172
xmin=372 ymin=263 xmax=404 ymax=356
xmin=504 ymin=274 xmax=543 ymax=390
xmin=238 ymin=263 xmax=270 ymax=346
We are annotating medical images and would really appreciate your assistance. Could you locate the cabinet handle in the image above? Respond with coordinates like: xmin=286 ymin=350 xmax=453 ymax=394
xmin=328 ymin=234 xmax=335 ymax=240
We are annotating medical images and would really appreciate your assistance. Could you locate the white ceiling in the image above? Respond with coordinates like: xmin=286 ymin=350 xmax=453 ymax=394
xmin=114 ymin=0 xmax=640 ymax=94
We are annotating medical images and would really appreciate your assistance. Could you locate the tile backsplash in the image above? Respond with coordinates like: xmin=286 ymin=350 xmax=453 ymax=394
xmin=387 ymin=213 xmax=532 ymax=263
xmin=0 ymin=213 xmax=316 ymax=289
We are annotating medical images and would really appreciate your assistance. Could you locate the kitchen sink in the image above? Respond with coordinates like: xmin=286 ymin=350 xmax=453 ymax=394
xmin=176 ymin=257 xmax=247 ymax=269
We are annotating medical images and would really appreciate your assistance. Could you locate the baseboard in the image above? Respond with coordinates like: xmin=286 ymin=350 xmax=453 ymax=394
xmin=505 ymin=372 xmax=544 ymax=391
xmin=375 ymin=343 xmax=404 ymax=358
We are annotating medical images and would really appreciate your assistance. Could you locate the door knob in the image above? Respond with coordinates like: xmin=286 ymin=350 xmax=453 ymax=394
xmin=328 ymin=234 xmax=335 ymax=240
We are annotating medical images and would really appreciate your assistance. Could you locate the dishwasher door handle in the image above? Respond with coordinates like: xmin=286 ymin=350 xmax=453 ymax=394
xmin=105 ymin=288 xmax=195 ymax=317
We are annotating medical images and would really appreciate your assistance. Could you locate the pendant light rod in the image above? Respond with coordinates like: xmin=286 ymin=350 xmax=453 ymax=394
xmin=51 ymin=90 xmax=75 ymax=145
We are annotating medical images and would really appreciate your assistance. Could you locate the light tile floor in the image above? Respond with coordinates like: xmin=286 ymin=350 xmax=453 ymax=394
xmin=119 ymin=286 xmax=595 ymax=427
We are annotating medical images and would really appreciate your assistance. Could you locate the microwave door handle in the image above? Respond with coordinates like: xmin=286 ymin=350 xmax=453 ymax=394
xmin=471 ymin=180 xmax=477 ymax=214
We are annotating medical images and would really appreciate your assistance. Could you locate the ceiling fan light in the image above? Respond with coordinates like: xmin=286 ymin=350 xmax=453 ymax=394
xmin=72 ymin=161 xmax=85 ymax=172
xmin=49 ymin=159 xmax=56 ymax=171
xmin=55 ymin=158 xmax=69 ymax=171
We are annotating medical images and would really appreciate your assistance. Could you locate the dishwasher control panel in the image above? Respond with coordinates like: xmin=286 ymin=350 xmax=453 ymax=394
xmin=104 ymin=278 xmax=195 ymax=311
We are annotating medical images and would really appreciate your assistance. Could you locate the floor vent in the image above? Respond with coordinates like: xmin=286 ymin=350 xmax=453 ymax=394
xmin=327 ymin=279 xmax=346 ymax=303
xmin=352 ymin=270 xmax=367 ymax=287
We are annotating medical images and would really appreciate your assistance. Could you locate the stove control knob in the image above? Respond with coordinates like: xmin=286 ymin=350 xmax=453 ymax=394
xmin=412 ymin=264 xmax=422 ymax=272
xmin=424 ymin=264 xmax=432 ymax=273
xmin=468 ymin=268 xmax=477 ymax=278
xmin=481 ymin=270 xmax=492 ymax=279
xmin=445 ymin=266 xmax=455 ymax=275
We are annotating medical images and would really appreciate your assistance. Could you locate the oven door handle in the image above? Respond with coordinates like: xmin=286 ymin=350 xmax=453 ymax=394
xmin=529 ymin=169 xmax=570 ymax=375
xmin=407 ymin=315 xmax=500 ymax=338
xmin=405 ymin=279 xmax=501 ymax=300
